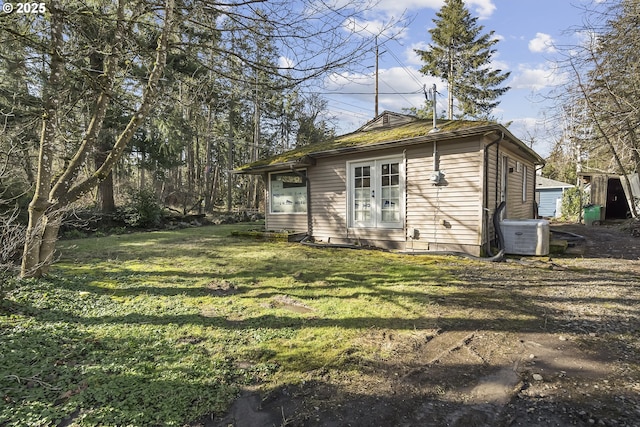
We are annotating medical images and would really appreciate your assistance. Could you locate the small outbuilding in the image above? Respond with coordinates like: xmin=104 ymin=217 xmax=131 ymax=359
xmin=535 ymin=176 xmax=574 ymax=218
xmin=237 ymin=111 xmax=545 ymax=256
xmin=579 ymin=171 xmax=634 ymax=220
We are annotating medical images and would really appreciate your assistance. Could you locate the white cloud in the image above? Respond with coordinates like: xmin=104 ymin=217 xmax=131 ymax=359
xmin=343 ymin=17 xmax=409 ymax=40
xmin=510 ymin=64 xmax=568 ymax=91
xmin=279 ymin=56 xmax=295 ymax=69
xmin=508 ymin=117 xmax=554 ymax=157
xmin=467 ymin=0 xmax=496 ymax=19
xmin=371 ymin=0 xmax=496 ymax=19
xmin=491 ymin=58 xmax=509 ymax=73
xmin=373 ymin=0 xmax=442 ymax=15
xmin=528 ymin=33 xmax=556 ymax=54
xmin=405 ymin=41 xmax=429 ymax=65
xmin=325 ymin=66 xmax=443 ymax=112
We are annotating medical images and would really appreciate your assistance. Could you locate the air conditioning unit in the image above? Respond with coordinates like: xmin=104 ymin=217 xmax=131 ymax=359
xmin=500 ymin=219 xmax=550 ymax=256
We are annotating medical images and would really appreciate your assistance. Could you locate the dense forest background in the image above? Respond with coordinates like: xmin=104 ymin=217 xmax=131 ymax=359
xmin=1 ymin=0 xmax=402 ymax=277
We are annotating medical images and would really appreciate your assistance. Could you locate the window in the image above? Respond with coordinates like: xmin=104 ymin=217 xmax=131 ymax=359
xmin=269 ymin=171 xmax=307 ymax=214
xmin=349 ymin=158 xmax=403 ymax=228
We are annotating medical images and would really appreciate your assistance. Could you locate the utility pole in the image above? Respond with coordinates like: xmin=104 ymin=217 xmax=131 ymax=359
xmin=423 ymin=84 xmax=439 ymax=132
xmin=375 ymin=37 xmax=379 ymax=117
xmin=577 ymin=142 xmax=583 ymax=224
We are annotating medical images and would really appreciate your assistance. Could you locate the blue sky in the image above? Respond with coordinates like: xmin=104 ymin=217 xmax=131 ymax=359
xmin=319 ymin=0 xmax=601 ymax=157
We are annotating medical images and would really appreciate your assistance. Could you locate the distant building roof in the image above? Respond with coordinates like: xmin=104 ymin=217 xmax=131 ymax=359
xmin=536 ymin=176 xmax=574 ymax=189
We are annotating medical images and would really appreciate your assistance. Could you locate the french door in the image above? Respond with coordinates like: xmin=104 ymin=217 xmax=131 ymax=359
xmin=350 ymin=157 xmax=403 ymax=228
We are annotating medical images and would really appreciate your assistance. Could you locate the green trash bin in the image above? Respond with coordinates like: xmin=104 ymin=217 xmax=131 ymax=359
xmin=584 ymin=204 xmax=602 ymax=226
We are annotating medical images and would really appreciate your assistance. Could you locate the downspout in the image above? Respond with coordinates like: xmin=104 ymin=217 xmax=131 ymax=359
xmin=494 ymin=142 xmax=501 ymax=209
xmin=261 ymin=172 xmax=268 ymax=228
xmin=534 ymin=165 xmax=544 ymax=218
xmin=290 ymin=166 xmax=312 ymax=236
xmin=483 ymin=132 xmax=503 ymax=255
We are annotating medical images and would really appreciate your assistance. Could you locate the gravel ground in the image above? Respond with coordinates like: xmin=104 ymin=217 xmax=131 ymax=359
xmin=205 ymin=221 xmax=640 ymax=427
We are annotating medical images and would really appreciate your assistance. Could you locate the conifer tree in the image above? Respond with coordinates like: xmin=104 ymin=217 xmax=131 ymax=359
xmin=415 ymin=0 xmax=510 ymax=120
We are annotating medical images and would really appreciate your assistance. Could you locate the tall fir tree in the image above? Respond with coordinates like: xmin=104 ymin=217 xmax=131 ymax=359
xmin=415 ymin=0 xmax=510 ymax=120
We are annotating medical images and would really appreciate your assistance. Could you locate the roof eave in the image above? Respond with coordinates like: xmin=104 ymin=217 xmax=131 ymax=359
xmin=235 ymin=156 xmax=316 ymax=175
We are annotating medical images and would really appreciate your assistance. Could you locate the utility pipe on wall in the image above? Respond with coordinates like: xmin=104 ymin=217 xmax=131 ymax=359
xmin=483 ymin=131 xmax=504 ymax=255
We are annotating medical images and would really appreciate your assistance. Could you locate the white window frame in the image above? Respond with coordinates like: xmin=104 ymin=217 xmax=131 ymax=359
xmin=347 ymin=156 xmax=404 ymax=229
xmin=268 ymin=170 xmax=307 ymax=215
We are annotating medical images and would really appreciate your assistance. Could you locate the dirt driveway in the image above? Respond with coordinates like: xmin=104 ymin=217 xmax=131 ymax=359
xmin=208 ymin=221 xmax=640 ymax=427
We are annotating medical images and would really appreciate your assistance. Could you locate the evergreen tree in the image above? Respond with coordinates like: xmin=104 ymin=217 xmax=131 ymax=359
xmin=415 ymin=0 xmax=510 ymax=119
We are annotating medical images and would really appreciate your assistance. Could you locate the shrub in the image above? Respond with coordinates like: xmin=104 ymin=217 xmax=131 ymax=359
xmin=0 ymin=207 xmax=25 ymax=279
xmin=120 ymin=188 xmax=164 ymax=228
xmin=560 ymin=187 xmax=589 ymax=221
xmin=62 ymin=229 xmax=87 ymax=240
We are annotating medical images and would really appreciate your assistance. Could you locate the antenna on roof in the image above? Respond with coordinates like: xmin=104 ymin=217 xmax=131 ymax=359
xmin=375 ymin=37 xmax=379 ymax=117
xmin=423 ymin=84 xmax=439 ymax=133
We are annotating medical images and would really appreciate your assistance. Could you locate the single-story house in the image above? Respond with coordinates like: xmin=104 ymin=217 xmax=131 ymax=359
xmin=237 ymin=111 xmax=545 ymax=256
xmin=535 ymin=176 xmax=574 ymax=218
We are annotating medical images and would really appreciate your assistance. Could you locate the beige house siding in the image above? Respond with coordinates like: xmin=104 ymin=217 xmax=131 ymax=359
xmin=307 ymin=155 xmax=347 ymax=239
xmin=307 ymin=150 xmax=406 ymax=248
xmin=261 ymin=130 xmax=540 ymax=255
xmin=501 ymin=148 xmax=537 ymax=219
xmin=404 ymin=138 xmax=484 ymax=255
xmin=305 ymin=138 xmax=489 ymax=253
xmin=265 ymin=213 xmax=307 ymax=232
xmin=485 ymin=142 xmax=499 ymax=208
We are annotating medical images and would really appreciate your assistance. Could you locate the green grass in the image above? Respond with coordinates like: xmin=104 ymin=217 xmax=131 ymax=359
xmin=1 ymin=223 xmax=465 ymax=426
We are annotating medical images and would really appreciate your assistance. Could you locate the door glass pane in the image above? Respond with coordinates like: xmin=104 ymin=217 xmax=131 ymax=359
xmin=352 ymin=160 xmax=401 ymax=227
xmin=380 ymin=162 xmax=400 ymax=223
xmin=354 ymin=164 xmax=371 ymax=223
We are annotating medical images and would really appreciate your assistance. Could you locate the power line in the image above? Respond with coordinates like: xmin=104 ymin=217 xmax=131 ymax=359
xmin=385 ymin=47 xmax=425 ymax=89
xmin=317 ymin=91 xmax=423 ymax=95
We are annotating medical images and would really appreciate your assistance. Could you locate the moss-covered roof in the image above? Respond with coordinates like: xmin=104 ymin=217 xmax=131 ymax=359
xmin=237 ymin=116 xmax=541 ymax=173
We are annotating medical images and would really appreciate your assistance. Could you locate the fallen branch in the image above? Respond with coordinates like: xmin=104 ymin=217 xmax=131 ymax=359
xmin=5 ymin=374 xmax=61 ymax=391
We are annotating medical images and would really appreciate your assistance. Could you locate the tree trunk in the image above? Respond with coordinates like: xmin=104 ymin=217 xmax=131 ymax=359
xmin=95 ymin=139 xmax=116 ymax=213
xmin=447 ymin=43 xmax=454 ymax=120
xmin=20 ymin=2 xmax=64 ymax=278
xmin=97 ymin=171 xmax=116 ymax=213
xmin=20 ymin=0 xmax=176 ymax=278
xmin=37 ymin=212 xmax=62 ymax=276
